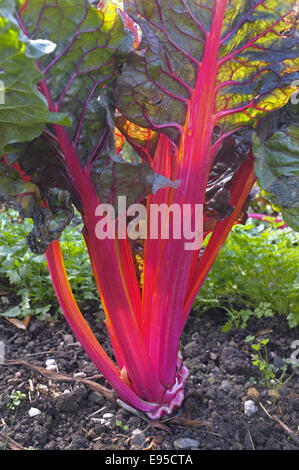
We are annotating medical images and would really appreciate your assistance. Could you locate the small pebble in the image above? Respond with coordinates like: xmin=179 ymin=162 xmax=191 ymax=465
xmin=45 ymin=358 xmax=56 ymax=367
xmin=63 ymin=334 xmax=75 ymax=345
xmin=278 ymin=384 xmax=289 ymax=397
xmin=130 ymin=429 xmax=146 ymax=448
xmin=91 ymin=417 xmax=106 ymax=424
xmin=174 ymin=438 xmax=200 ymax=450
xmin=46 ymin=365 xmax=57 ymax=371
xmin=87 ymin=429 xmax=98 ymax=440
xmin=102 ymin=412 xmax=114 ymax=426
xmin=268 ymin=389 xmax=280 ymax=400
xmin=220 ymin=380 xmax=232 ymax=392
xmin=210 ymin=352 xmax=217 ymax=361
xmin=73 ymin=372 xmax=86 ymax=378
xmin=184 ymin=341 xmax=201 ymax=358
xmin=28 ymin=407 xmax=41 ymax=418
xmin=0 ymin=341 xmax=5 ymax=364
xmin=244 ymin=400 xmax=258 ymax=417
xmin=247 ymin=387 xmax=260 ymax=401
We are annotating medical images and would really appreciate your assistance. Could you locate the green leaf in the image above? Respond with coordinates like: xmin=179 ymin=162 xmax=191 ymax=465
xmin=0 ymin=0 xmax=69 ymax=153
xmin=221 ymin=318 xmax=233 ymax=333
xmin=253 ymin=122 xmax=299 ymax=231
xmin=17 ymin=0 xmax=133 ymax=167
xmin=6 ymin=0 xmax=172 ymax=218
xmin=245 ymin=335 xmax=255 ymax=343
xmin=0 ymin=164 xmax=74 ymax=254
xmin=115 ymin=0 xmax=299 ymax=143
xmin=0 ymin=163 xmax=42 ymax=216
xmin=46 ymin=111 xmax=72 ymax=126
xmin=2 ymin=305 xmax=21 ymax=317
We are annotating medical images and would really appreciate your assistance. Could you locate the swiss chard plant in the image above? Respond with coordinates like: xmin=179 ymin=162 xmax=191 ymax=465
xmin=0 ymin=0 xmax=298 ymax=419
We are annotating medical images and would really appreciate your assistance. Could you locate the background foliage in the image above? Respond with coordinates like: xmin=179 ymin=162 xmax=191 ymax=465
xmin=0 ymin=210 xmax=298 ymax=328
xmin=194 ymin=221 xmax=299 ymax=329
xmin=0 ymin=212 xmax=98 ymax=320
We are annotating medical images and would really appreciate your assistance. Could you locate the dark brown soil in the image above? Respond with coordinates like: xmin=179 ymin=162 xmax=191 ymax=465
xmin=0 ymin=300 xmax=298 ymax=451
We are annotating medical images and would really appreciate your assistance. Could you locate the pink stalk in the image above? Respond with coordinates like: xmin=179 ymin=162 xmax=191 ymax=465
xmin=183 ymin=153 xmax=257 ymax=331
xmin=14 ymin=0 xmax=293 ymax=420
xmin=38 ymin=74 xmax=167 ymax=403
xmin=248 ymin=213 xmax=289 ymax=229
xmin=45 ymin=241 xmax=156 ymax=413
xmin=142 ymin=0 xmax=229 ymax=389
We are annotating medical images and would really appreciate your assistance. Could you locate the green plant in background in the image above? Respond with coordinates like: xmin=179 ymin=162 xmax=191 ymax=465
xmin=221 ymin=302 xmax=275 ymax=333
xmin=194 ymin=222 xmax=299 ymax=328
xmin=115 ymin=419 xmax=129 ymax=433
xmin=249 ymin=338 xmax=277 ymax=387
xmin=0 ymin=211 xmax=98 ymax=320
xmin=1 ymin=212 xmax=299 ymax=329
xmin=245 ymin=336 xmax=297 ymax=399
xmin=4 ymin=390 xmax=26 ymax=450
xmin=6 ymin=390 xmax=26 ymax=411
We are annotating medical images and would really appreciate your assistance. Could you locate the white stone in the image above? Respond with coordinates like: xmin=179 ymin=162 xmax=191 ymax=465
xmin=73 ymin=372 xmax=86 ymax=378
xmin=45 ymin=358 xmax=56 ymax=367
xmin=28 ymin=407 xmax=41 ymax=418
xmin=46 ymin=365 xmax=57 ymax=371
xmin=91 ymin=418 xmax=106 ymax=424
xmin=131 ymin=429 xmax=146 ymax=448
xmin=244 ymin=400 xmax=258 ymax=417
xmin=174 ymin=438 xmax=200 ymax=450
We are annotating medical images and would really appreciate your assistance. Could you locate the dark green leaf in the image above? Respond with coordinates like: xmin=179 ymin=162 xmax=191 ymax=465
xmin=115 ymin=0 xmax=298 ymax=144
xmin=17 ymin=0 xmax=133 ymax=167
xmin=253 ymin=123 xmax=299 ymax=231
xmin=0 ymin=0 xmax=70 ymax=153
xmin=0 ymin=164 xmax=73 ymax=253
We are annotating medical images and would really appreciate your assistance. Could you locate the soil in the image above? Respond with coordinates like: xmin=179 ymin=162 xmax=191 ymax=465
xmin=0 ymin=296 xmax=298 ymax=451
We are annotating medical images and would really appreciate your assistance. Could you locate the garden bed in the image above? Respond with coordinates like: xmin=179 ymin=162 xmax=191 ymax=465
xmin=0 ymin=301 xmax=298 ymax=451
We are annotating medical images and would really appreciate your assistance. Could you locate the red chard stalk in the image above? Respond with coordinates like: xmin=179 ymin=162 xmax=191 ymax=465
xmin=0 ymin=0 xmax=298 ymax=418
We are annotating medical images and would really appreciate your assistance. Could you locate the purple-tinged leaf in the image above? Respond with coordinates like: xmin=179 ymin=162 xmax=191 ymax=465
xmin=16 ymin=0 xmax=133 ymax=166
xmin=116 ymin=0 xmax=299 ymax=144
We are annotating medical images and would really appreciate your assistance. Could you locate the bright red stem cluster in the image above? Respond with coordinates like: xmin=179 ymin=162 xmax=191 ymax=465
xmin=18 ymin=0 xmax=258 ymax=418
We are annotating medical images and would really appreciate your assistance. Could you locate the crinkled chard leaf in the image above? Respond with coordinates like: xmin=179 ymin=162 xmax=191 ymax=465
xmin=27 ymin=187 xmax=74 ymax=254
xmin=16 ymin=0 xmax=133 ymax=166
xmin=115 ymin=0 xmax=299 ymax=145
xmin=115 ymin=115 xmax=159 ymax=166
xmin=0 ymin=163 xmax=42 ymax=216
xmin=0 ymin=164 xmax=73 ymax=253
xmin=92 ymin=87 xmax=180 ymax=209
xmin=92 ymin=150 xmax=180 ymax=209
xmin=0 ymin=0 xmax=70 ymax=154
xmin=8 ymin=0 xmax=171 ymax=215
xmin=205 ymin=128 xmax=252 ymax=225
xmin=12 ymin=135 xmax=82 ymax=210
xmin=253 ymin=123 xmax=299 ymax=231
